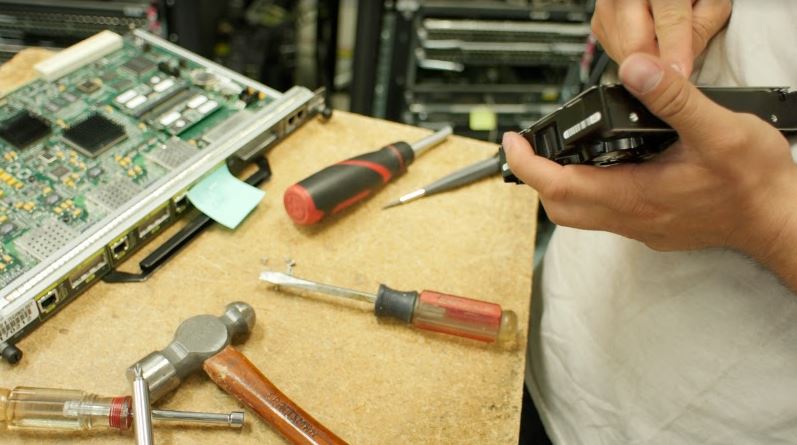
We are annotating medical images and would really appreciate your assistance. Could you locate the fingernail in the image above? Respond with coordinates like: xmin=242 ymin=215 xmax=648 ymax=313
xmin=621 ymin=55 xmax=663 ymax=94
xmin=671 ymin=63 xmax=684 ymax=75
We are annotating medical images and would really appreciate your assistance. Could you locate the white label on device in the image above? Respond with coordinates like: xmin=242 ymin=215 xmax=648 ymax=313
xmin=154 ymin=79 xmax=175 ymax=93
xmin=126 ymin=95 xmax=147 ymax=109
xmin=0 ymin=300 xmax=39 ymax=343
xmin=198 ymin=100 xmax=218 ymax=114
xmin=159 ymin=111 xmax=181 ymax=126
xmin=115 ymin=90 xmax=137 ymax=104
xmin=563 ymin=112 xmax=602 ymax=140
xmin=187 ymin=95 xmax=209 ymax=109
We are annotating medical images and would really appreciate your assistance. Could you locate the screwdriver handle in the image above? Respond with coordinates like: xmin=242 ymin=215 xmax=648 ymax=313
xmin=284 ymin=142 xmax=415 ymax=225
xmin=374 ymin=285 xmax=518 ymax=345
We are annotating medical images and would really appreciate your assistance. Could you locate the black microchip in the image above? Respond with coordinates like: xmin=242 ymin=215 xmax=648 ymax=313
xmin=0 ymin=112 xmax=51 ymax=150
xmin=123 ymin=56 xmax=156 ymax=76
xmin=39 ymin=151 xmax=56 ymax=164
xmin=63 ymin=114 xmax=126 ymax=157
xmin=77 ymin=79 xmax=100 ymax=94
xmin=50 ymin=165 xmax=70 ymax=180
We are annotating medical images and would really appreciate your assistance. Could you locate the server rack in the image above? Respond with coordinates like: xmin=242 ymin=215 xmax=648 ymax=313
xmin=0 ymin=0 xmax=156 ymax=63
xmin=352 ymin=0 xmax=593 ymax=142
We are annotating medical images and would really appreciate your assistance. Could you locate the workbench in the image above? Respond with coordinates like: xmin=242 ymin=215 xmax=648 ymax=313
xmin=0 ymin=49 xmax=538 ymax=444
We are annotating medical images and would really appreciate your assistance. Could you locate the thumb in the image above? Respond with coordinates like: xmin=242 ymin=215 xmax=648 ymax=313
xmin=618 ymin=52 xmax=734 ymax=144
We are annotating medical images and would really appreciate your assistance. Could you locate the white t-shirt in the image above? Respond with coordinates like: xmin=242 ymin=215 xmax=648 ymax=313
xmin=527 ymin=2 xmax=797 ymax=443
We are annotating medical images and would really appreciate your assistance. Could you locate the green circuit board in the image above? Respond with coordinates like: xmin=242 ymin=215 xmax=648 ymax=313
xmin=0 ymin=32 xmax=274 ymax=287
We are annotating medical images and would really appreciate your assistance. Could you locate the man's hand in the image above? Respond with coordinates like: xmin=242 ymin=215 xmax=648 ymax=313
xmin=591 ymin=0 xmax=732 ymax=76
xmin=504 ymin=53 xmax=797 ymax=290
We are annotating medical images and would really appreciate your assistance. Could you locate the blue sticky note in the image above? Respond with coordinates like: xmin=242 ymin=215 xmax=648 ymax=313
xmin=187 ymin=164 xmax=265 ymax=229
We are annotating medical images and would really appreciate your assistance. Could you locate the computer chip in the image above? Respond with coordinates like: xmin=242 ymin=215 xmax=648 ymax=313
xmin=122 ymin=56 xmax=156 ymax=76
xmin=63 ymin=114 xmax=126 ymax=157
xmin=112 ymin=79 xmax=133 ymax=91
xmin=50 ymin=165 xmax=71 ymax=180
xmin=39 ymin=151 xmax=56 ymax=164
xmin=77 ymin=79 xmax=100 ymax=94
xmin=0 ymin=112 xmax=51 ymax=150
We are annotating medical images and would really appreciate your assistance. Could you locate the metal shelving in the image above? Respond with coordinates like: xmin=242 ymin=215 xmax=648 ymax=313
xmin=353 ymin=0 xmax=593 ymax=142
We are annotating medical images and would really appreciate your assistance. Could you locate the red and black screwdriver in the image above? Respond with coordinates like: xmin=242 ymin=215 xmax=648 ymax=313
xmin=259 ymin=270 xmax=518 ymax=346
xmin=283 ymin=126 xmax=453 ymax=225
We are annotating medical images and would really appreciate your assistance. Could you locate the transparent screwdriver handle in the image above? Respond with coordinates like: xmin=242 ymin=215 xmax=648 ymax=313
xmin=0 ymin=387 xmax=131 ymax=431
xmin=412 ymin=290 xmax=518 ymax=345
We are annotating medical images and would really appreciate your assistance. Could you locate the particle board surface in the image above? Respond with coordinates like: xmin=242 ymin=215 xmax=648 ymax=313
xmin=0 ymin=49 xmax=539 ymax=444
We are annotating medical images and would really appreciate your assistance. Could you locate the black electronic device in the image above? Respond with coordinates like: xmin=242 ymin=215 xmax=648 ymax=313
xmin=500 ymin=84 xmax=797 ymax=182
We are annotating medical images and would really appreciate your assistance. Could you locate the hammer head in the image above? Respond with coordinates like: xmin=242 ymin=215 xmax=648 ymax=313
xmin=128 ymin=302 xmax=256 ymax=402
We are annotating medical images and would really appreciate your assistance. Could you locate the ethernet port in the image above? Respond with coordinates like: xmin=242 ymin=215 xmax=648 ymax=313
xmin=173 ymin=193 xmax=189 ymax=214
xmin=37 ymin=289 xmax=59 ymax=313
xmin=137 ymin=205 xmax=171 ymax=240
xmin=110 ymin=235 xmax=130 ymax=260
xmin=69 ymin=253 xmax=109 ymax=290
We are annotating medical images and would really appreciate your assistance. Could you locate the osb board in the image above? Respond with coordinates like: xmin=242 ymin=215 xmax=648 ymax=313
xmin=0 ymin=50 xmax=539 ymax=444
xmin=0 ymin=48 xmax=53 ymax=97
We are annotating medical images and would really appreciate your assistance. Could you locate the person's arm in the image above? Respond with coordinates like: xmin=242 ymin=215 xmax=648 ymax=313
xmin=591 ymin=0 xmax=732 ymax=76
xmin=503 ymin=53 xmax=797 ymax=293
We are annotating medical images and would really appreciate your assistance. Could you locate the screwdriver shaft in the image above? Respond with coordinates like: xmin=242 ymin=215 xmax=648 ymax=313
xmin=132 ymin=366 xmax=154 ymax=445
xmin=384 ymin=154 xmax=501 ymax=209
xmin=259 ymin=271 xmax=377 ymax=303
xmin=383 ymin=188 xmax=427 ymax=209
xmin=410 ymin=126 xmax=453 ymax=156
xmin=152 ymin=409 xmax=244 ymax=427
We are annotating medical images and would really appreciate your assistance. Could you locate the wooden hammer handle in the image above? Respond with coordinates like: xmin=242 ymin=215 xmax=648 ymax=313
xmin=203 ymin=346 xmax=348 ymax=445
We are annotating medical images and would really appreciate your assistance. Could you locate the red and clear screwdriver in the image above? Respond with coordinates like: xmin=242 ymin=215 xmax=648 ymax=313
xmin=259 ymin=271 xmax=518 ymax=345
xmin=0 ymin=386 xmax=245 ymax=431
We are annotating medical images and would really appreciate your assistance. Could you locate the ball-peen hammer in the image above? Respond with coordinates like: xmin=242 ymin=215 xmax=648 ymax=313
xmin=128 ymin=302 xmax=347 ymax=445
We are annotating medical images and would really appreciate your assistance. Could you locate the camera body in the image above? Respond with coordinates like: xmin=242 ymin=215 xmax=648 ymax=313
xmin=500 ymin=84 xmax=797 ymax=183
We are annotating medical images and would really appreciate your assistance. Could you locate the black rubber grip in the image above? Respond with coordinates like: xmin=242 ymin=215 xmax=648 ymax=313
xmin=374 ymin=284 xmax=418 ymax=324
xmin=498 ymin=146 xmax=521 ymax=184
xmin=292 ymin=141 xmax=414 ymax=218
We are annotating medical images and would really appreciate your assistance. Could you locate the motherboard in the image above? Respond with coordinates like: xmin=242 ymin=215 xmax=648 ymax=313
xmin=0 ymin=30 xmax=323 ymax=362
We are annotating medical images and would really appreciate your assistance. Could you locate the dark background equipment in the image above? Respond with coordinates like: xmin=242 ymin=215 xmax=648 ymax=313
xmin=0 ymin=0 xmax=156 ymax=63
xmin=350 ymin=0 xmax=594 ymax=142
